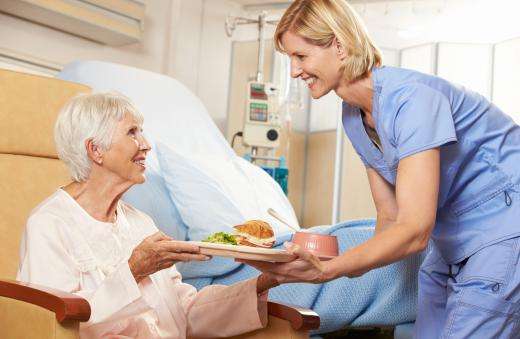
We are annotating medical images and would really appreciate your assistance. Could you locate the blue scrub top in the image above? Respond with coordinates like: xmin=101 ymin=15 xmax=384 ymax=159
xmin=342 ymin=66 xmax=520 ymax=264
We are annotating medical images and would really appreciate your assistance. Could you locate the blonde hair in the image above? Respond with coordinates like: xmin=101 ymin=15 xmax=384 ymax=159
xmin=275 ymin=0 xmax=382 ymax=82
xmin=54 ymin=92 xmax=144 ymax=182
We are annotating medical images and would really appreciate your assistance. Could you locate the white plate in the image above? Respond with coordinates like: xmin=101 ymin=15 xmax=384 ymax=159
xmin=190 ymin=241 xmax=297 ymax=262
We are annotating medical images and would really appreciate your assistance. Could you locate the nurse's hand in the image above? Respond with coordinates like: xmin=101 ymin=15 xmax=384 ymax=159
xmin=237 ymin=242 xmax=335 ymax=284
xmin=129 ymin=232 xmax=211 ymax=283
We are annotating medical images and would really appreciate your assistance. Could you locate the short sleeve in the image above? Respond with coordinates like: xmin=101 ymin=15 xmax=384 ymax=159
xmin=391 ymin=84 xmax=457 ymax=160
xmin=357 ymin=151 xmax=371 ymax=168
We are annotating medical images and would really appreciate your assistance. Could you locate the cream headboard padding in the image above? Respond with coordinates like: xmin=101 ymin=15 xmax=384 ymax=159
xmin=0 ymin=69 xmax=90 ymax=158
xmin=0 ymin=68 xmax=91 ymax=278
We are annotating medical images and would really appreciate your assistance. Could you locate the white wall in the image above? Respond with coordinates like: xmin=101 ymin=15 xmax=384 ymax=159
xmin=168 ymin=0 xmax=243 ymax=130
xmin=0 ymin=0 xmax=241 ymax=132
xmin=380 ymin=47 xmax=400 ymax=68
xmin=167 ymin=0 xmax=204 ymax=88
xmin=437 ymin=43 xmax=493 ymax=99
xmin=493 ymin=38 xmax=520 ymax=123
xmin=400 ymin=44 xmax=436 ymax=74
xmin=196 ymin=0 xmax=243 ymax=131
xmin=309 ymin=91 xmax=342 ymax=133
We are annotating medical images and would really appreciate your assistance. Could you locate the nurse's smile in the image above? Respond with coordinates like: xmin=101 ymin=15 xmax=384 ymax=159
xmin=282 ymin=31 xmax=346 ymax=100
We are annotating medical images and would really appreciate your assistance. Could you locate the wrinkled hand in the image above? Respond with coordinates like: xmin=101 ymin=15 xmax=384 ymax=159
xmin=129 ymin=232 xmax=210 ymax=283
xmin=238 ymin=242 xmax=333 ymax=285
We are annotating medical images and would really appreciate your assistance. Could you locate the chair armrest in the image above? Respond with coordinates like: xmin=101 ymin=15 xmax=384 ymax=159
xmin=267 ymin=301 xmax=320 ymax=331
xmin=0 ymin=279 xmax=90 ymax=322
xmin=0 ymin=280 xmax=318 ymax=330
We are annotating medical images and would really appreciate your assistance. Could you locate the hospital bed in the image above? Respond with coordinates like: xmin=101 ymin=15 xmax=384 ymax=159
xmin=0 ymin=67 xmax=318 ymax=339
xmin=56 ymin=61 xmax=421 ymax=338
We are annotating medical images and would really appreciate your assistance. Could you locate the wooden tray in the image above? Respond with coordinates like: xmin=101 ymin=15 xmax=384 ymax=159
xmin=190 ymin=241 xmax=297 ymax=262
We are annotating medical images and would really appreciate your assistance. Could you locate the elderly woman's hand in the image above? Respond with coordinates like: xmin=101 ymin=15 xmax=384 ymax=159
xmin=129 ymin=232 xmax=210 ymax=283
xmin=238 ymin=242 xmax=335 ymax=285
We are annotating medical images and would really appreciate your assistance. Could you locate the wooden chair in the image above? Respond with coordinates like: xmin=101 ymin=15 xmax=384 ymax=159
xmin=0 ymin=69 xmax=319 ymax=339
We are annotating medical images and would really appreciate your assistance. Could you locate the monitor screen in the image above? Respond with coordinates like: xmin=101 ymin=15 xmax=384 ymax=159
xmin=250 ymin=83 xmax=268 ymax=100
xmin=250 ymin=102 xmax=268 ymax=122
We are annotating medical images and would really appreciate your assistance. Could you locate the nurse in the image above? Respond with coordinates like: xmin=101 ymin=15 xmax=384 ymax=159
xmin=242 ymin=0 xmax=520 ymax=337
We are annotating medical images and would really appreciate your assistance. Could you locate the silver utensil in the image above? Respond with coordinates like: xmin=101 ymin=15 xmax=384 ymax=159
xmin=268 ymin=208 xmax=300 ymax=233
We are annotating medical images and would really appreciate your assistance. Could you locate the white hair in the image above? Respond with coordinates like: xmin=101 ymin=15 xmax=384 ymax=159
xmin=54 ymin=92 xmax=144 ymax=182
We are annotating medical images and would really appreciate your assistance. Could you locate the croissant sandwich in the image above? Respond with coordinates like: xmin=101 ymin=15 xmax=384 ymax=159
xmin=233 ymin=220 xmax=275 ymax=248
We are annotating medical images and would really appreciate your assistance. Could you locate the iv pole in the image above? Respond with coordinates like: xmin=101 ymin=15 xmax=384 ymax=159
xmin=225 ymin=11 xmax=279 ymax=158
xmin=225 ymin=11 xmax=278 ymax=83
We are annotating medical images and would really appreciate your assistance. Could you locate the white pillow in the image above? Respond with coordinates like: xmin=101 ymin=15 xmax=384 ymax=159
xmin=156 ymin=143 xmax=300 ymax=241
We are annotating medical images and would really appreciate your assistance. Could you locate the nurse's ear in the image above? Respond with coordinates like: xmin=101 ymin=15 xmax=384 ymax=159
xmin=332 ymin=37 xmax=347 ymax=61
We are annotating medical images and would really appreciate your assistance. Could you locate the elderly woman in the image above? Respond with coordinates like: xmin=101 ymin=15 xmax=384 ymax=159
xmin=17 ymin=92 xmax=278 ymax=339
xmin=242 ymin=0 xmax=520 ymax=338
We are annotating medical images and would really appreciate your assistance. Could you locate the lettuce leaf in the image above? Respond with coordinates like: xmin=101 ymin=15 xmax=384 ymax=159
xmin=202 ymin=232 xmax=237 ymax=245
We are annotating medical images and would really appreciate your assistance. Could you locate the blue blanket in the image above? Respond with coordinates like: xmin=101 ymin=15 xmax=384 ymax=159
xmin=177 ymin=219 xmax=423 ymax=334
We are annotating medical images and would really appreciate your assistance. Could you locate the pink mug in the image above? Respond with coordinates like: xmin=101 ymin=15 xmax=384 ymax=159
xmin=290 ymin=232 xmax=339 ymax=259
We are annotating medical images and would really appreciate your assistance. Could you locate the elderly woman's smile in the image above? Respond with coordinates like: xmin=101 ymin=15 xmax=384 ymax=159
xmin=132 ymin=153 xmax=146 ymax=169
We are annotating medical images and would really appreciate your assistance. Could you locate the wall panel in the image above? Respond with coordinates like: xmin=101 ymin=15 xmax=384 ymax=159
xmin=437 ymin=43 xmax=493 ymax=99
xmin=380 ymin=48 xmax=400 ymax=67
xmin=493 ymin=38 xmax=520 ymax=122
xmin=340 ymin=138 xmax=376 ymax=221
xmin=400 ymin=44 xmax=436 ymax=74
xmin=309 ymin=92 xmax=342 ymax=133
xmin=302 ymin=131 xmax=336 ymax=227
